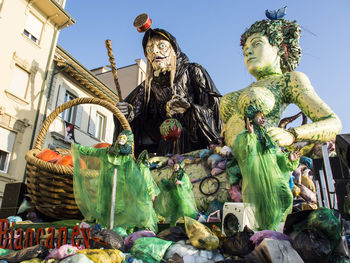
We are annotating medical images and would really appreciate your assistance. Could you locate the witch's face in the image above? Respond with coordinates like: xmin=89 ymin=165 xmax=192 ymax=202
xmin=146 ymin=36 xmax=175 ymax=73
xmin=243 ymin=33 xmax=280 ymax=77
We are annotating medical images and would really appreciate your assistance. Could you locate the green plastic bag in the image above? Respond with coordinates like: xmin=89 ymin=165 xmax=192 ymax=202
xmin=130 ymin=237 xmax=173 ymax=263
xmin=308 ymin=208 xmax=341 ymax=250
xmin=113 ymin=227 xmax=128 ymax=238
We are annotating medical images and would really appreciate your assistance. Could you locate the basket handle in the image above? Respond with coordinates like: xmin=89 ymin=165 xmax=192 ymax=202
xmin=34 ymin=97 xmax=132 ymax=154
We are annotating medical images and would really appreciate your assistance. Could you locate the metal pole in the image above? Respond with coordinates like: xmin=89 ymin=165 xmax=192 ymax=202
xmin=321 ymin=143 xmax=338 ymax=209
xmin=110 ymin=168 xmax=118 ymax=229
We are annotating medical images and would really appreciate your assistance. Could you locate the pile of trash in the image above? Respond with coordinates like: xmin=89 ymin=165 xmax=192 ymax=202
xmin=0 ymin=208 xmax=349 ymax=262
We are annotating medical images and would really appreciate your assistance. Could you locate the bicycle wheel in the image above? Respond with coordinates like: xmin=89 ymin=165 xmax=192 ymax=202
xmin=199 ymin=176 xmax=220 ymax=196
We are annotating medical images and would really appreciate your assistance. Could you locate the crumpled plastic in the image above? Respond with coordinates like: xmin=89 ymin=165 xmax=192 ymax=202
xmin=207 ymin=154 xmax=224 ymax=169
xmin=297 ymin=183 xmax=317 ymax=203
xmin=164 ymin=240 xmax=224 ymax=263
xmin=60 ymin=253 xmax=94 ymax=263
xmin=125 ymin=230 xmax=156 ymax=251
xmin=130 ymin=237 xmax=173 ymax=263
xmin=301 ymin=173 xmax=316 ymax=193
xmin=77 ymin=249 xmax=124 ymax=263
xmin=90 ymin=228 xmax=125 ymax=251
xmin=113 ymin=227 xmax=128 ymax=238
xmin=308 ymin=207 xmax=341 ymax=250
xmin=229 ymin=185 xmax=242 ymax=202
xmin=156 ymin=227 xmax=188 ymax=242
xmin=200 ymin=149 xmax=212 ymax=159
xmin=222 ymin=226 xmax=254 ymax=256
xmin=0 ymin=245 xmax=48 ymax=262
xmin=46 ymin=244 xmax=79 ymax=260
xmin=250 ymin=230 xmax=292 ymax=248
xmin=292 ymin=229 xmax=331 ymax=263
xmin=184 ymin=216 xmax=219 ymax=250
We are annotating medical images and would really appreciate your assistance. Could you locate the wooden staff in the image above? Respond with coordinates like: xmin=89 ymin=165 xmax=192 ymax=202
xmin=110 ymin=168 xmax=118 ymax=229
xmin=105 ymin=39 xmax=123 ymax=102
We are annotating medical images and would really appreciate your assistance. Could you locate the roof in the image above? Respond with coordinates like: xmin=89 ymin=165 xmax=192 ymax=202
xmin=55 ymin=45 xmax=119 ymax=104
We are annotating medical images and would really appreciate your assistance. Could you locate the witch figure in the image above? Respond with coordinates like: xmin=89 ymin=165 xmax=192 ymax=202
xmin=115 ymin=19 xmax=222 ymax=156
xmin=232 ymin=105 xmax=300 ymax=230
xmin=154 ymin=161 xmax=197 ymax=226
xmin=71 ymin=130 xmax=158 ymax=233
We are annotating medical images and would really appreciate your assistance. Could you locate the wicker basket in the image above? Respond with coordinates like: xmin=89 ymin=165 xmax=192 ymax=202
xmin=25 ymin=97 xmax=131 ymax=220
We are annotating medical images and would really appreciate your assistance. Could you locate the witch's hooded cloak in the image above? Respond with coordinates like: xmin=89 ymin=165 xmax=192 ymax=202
xmin=114 ymin=28 xmax=222 ymax=155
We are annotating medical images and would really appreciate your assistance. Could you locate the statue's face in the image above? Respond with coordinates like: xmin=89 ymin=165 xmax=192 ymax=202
xmin=117 ymin=134 xmax=128 ymax=145
xmin=253 ymin=112 xmax=265 ymax=127
xmin=174 ymin=163 xmax=180 ymax=172
xmin=146 ymin=36 xmax=175 ymax=73
xmin=243 ymin=33 xmax=280 ymax=76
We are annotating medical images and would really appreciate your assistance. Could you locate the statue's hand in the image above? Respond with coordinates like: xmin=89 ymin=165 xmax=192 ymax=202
xmin=267 ymin=127 xmax=295 ymax=146
xmin=166 ymin=95 xmax=190 ymax=116
xmin=117 ymin=102 xmax=130 ymax=117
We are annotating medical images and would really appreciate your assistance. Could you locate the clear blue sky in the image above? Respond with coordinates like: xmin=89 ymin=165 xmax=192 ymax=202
xmin=58 ymin=0 xmax=350 ymax=134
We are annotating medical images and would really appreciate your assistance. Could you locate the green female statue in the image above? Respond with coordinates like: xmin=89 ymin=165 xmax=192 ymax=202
xmin=220 ymin=18 xmax=342 ymax=149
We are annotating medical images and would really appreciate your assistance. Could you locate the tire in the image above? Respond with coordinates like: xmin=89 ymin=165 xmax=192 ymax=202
xmin=199 ymin=176 xmax=220 ymax=196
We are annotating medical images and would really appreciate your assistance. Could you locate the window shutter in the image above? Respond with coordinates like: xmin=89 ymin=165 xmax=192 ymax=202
xmin=0 ymin=128 xmax=16 ymax=152
xmin=9 ymin=66 xmax=29 ymax=98
xmin=56 ymin=84 xmax=66 ymax=118
xmin=105 ymin=114 xmax=114 ymax=142
xmin=25 ymin=13 xmax=43 ymax=41
xmin=88 ymin=106 xmax=96 ymax=135
xmin=74 ymin=105 xmax=83 ymax=128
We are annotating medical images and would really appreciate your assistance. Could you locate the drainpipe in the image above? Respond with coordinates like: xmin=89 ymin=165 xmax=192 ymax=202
xmin=25 ymin=18 xmax=72 ymax=182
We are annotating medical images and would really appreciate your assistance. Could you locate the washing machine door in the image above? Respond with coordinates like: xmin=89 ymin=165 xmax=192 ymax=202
xmin=223 ymin=213 xmax=240 ymax=237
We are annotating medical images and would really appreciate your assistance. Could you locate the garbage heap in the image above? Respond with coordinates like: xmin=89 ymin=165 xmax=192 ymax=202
xmin=0 ymin=207 xmax=349 ymax=263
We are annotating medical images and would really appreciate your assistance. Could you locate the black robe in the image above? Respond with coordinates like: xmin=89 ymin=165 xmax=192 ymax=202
xmin=114 ymin=29 xmax=222 ymax=156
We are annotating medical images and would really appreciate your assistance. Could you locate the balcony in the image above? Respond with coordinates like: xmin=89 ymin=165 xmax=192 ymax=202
xmin=31 ymin=0 xmax=75 ymax=29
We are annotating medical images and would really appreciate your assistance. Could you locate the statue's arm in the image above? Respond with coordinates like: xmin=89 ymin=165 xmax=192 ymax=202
xmin=72 ymin=143 xmax=106 ymax=157
xmin=285 ymin=71 xmax=342 ymax=142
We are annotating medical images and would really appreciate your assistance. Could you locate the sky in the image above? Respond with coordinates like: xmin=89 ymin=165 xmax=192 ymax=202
xmin=58 ymin=0 xmax=350 ymax=133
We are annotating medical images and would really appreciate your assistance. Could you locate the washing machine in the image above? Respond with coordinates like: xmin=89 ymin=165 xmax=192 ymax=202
xmin=222 ymin=202 xmax=255 ymax=236
xmin=222 ymin=202 xmax=285 ymax=235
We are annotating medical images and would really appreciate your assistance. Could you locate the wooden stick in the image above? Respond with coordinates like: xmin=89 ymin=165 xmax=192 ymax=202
xmin=110 ymin=168 xmax=118 ymax=229
xmin=105 ymin=39 xmax=123 ymax=102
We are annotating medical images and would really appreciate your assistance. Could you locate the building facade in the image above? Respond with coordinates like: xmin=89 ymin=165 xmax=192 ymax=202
xmin=0 ymin=0 xmax=74 ymax=200
xmin=41 ymin=45 xmax=120 ymax=151
xmin=90 ymin=58 xmax=146 ymax=99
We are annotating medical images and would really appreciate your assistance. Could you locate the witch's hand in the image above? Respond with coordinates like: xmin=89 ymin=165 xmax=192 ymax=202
xmin=267 ymin=127 xmax=295 ymax=146
xmin=166 ymin=95 xmax=190 ymax=117
xmin=116 ymin=102 xmax=130 ymax=117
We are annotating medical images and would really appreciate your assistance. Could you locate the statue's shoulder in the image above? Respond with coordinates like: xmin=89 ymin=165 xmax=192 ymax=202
xmin=219 ymin=90 xmax=243 ymax=122
xmin=285 ymin=71 xmax=312 ymax=87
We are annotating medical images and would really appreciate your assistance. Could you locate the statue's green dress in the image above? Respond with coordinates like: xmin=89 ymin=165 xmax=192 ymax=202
xmin=71 ymin=141 xmax=158 ymax=233
xmin=154 ymin=167 xmax=197 ymax=226
xmin=232 ymin=129 xmax=299 ymax=230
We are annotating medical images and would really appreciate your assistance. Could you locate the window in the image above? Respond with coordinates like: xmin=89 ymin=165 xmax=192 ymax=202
xmin=95 ymin=112 xmax=105 ymax=140
xmin=23 ymin=13 xmax=43 ymax=44
xmin=56 ymin=85 xmax=82 ymax=127
xmin=0 ymin=128 xmax=16 ymax=174
xmin=62 ymin=91 xmax=77 ymax=123
xmin=0 ymin=150 xmax=11 ymax=173
xmin=9 ymin=65 xmax=29 ymax=99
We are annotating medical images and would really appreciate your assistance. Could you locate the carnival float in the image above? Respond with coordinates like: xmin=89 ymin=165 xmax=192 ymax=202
xmin=0 ymin=7 xmax=348 ymax=263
